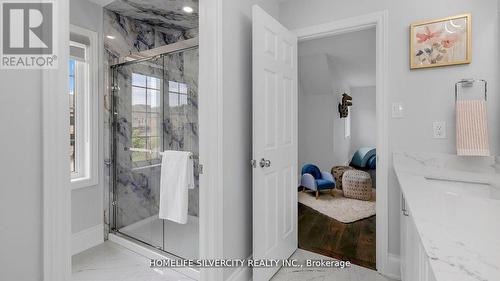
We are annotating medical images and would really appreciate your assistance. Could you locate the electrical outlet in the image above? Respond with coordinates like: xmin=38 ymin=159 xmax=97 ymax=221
xmin=433 ymin=121 xmax=446 ymax=138
xmin=392 ymin=102 xmax=404 ymax=118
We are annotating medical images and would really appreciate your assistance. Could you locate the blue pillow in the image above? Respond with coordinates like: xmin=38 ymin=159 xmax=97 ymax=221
xmin=366 ymin=155 xmax=377 ymax=169
xmin=351 ymin=147 xmax=376 ymax=168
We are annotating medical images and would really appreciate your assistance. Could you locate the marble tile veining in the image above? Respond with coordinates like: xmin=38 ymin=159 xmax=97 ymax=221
xmin=104 ymin=1 xmax=198 ymax=60
xmin=272 ymin=249 xmax=395 ymax=281
xmin=393 ymin=152 xmax=500 ymax=281
xmin=105 ymin=0 xmax=198 ymax=31
xmin=72 ymin=241 xmax=193 ymax=281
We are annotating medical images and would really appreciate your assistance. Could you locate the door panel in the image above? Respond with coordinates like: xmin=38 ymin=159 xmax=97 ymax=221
xmin=252 ymin=5 xmax=298 ymax=281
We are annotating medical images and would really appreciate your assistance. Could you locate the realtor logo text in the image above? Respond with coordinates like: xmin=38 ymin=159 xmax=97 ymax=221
xmin=0 ymin=1 xmax=57 ymax=69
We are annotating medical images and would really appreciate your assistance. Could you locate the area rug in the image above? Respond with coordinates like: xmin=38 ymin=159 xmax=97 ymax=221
xmin=298 ymin=189 xmax=375 ymax=223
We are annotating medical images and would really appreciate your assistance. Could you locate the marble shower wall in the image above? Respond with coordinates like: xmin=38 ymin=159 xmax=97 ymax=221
xmin=102 ymin=0 xmax=199 ymax=234
xmin=104 ymin=7 xmax=198 ymax=62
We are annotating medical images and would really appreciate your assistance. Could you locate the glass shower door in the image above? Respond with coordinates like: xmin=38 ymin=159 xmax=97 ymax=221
xmin=162 ymin=48 xmax=199 ymax=259
xmin=111 ymin=47 xmax=199 ymax=259
xmin=112 ymin=56 xmax=164 ymax=249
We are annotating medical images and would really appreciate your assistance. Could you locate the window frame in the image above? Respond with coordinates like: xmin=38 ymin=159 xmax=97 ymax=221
xmin=344 ymin=107 xmax=351 ymax=139
xmin=168 ymin=80 xmax=189 ymax=107
xmin=70 ymin=25 xmax=99 ymax=190
xmin=130 ymin=72 xmax=163 ymax=165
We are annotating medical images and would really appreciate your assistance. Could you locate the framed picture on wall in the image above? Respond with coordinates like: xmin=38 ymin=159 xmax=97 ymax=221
xmin=410 ymin=14 xmax=471 ymax=69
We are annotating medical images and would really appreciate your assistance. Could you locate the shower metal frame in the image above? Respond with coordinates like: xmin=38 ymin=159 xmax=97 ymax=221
xmin=109 ymin=44 xmax=199 ymax=258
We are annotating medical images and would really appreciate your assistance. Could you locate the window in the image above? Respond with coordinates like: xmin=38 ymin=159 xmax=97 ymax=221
xmin=69 ymin=59 xmax=76 ymax=172
xmin=344 ymin=107 xmax=351 ymax=139
xmin=168 ymin=81 xmax=188 ymax=107
xmin=131 ymin=73 xmax=162 ymax=162
xmin=168 ymin=81 xmax=189 ymax=139
xmin=69 ymin=25 xmax=98 ymax=189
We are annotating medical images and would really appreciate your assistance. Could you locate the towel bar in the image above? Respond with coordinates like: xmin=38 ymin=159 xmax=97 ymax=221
xmin=455 ymin=79 xmax=487 ymax=101
xmin=131 ymin=156 xmax=198 ymax=171
xmin=126 ymin=147 xmax=199 ymax=160
xmin=158 ymin=151 xmax=198 ymax=159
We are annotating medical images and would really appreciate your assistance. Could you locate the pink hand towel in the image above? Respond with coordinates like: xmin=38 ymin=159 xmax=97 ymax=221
xmin=456 ymin=100 xmax=490 ymax=156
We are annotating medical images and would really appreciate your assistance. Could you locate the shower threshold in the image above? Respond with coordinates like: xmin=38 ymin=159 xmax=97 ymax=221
xmin=109 ymin=231 xmax=200 ymax=280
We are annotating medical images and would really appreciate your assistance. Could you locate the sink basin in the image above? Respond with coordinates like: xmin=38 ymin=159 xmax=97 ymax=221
xmin=425 ymin=177 xmax=500 ymax=200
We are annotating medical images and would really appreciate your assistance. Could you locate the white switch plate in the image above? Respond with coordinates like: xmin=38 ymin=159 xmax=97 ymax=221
xmin=392 ymin=102 xmax=404 ymax=118
xmin=433 ymin=121 xmax=446 ymax=138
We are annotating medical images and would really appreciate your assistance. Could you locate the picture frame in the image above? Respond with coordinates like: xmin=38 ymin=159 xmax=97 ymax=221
xmin=410 ymin=13 xmax=471 ymax=69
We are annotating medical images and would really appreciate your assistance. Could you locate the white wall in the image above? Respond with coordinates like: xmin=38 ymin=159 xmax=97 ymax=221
xmin=298 ymin=89 xmax=336 ymax=172
xmin=350 ymin=86 xmax=376 ymax=153
xmin=220 ymin=0 xmax=280 ymax=279
xmin=0 ymin=4 xmax=70 ymax=280
xmin=280 ymin=0 xmax=500 ymax=256
xmin=0 ymin=71 xmax=43 ymax=281
xmin=297 ymin=53 xmax=341 ymax=173
xmin=296 ymin=90 xmax=354 ymax=171
xmin=298 ymin=89 xmax=352 ymax=173
xmin=70 ymin=0 xmax=104 ymax=236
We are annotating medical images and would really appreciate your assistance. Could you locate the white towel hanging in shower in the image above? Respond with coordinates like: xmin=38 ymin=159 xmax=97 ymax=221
xmin=158 ymin=150 xmax=195 ymax=224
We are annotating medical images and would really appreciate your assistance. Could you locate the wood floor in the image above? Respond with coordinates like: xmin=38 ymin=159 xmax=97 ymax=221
xmin=298 ymin=202 xmax=376 ymax=270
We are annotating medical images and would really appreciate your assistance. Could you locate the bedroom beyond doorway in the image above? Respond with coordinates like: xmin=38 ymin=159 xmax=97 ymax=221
xmin=297 ymin=27 xmax=378 ymax=269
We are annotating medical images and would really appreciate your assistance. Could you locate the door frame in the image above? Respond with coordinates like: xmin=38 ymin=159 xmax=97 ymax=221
xmin=199 ymin=0 xmax=225 ymax=280
xmin=292 ymin=11 xmax=395 ymax=278
xmin=42 ymin=1 xmax=71 ymax=280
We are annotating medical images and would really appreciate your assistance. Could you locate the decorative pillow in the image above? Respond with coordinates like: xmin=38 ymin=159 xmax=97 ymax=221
xmin=351 ymin=147 xmax=376 ymax=168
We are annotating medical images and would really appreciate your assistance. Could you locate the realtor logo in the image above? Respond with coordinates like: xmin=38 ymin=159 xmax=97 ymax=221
xmin=0 ymin=1 xmax=57 ymax=69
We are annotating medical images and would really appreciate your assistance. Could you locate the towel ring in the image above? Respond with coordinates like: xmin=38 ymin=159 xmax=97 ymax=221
xmin=455 ymin=79 xmax=487 ymax=102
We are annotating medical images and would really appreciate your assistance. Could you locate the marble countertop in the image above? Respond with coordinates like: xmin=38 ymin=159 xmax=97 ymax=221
xmin=393 ymin=152 xmax=500 ymax=281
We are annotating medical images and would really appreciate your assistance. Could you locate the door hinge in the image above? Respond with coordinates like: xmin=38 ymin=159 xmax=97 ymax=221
xmin=111 ymin=201 xmax=117 ymax=206
xmin=251 ymin=159 xmax=257 ymax=168
xmin=104 ymin=159 xmax=112 ymax=167
xmin=198 ymin=164 xmax=204 ymax=175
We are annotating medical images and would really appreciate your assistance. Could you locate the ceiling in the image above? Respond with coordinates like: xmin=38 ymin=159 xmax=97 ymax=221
xmin=298 ymin=27 xmax=376 ymax=94
xmin=104 ymin=0 xmax=198 ymax=32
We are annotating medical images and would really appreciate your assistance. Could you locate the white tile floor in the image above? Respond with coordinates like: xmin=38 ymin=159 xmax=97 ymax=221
xmin=72 ymin=242 xmax=396 ymax=281
xmin=271 ymin=249 xmax=396 ymax=281
xmin=120 ymin=215 xmax=199 ymax=259
xmin=72 ymin=241 xmax=193 ymax=281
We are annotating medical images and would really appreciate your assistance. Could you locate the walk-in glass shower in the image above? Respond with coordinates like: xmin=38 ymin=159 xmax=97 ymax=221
xmin=110 ymin=47 xmax=199 ymax=259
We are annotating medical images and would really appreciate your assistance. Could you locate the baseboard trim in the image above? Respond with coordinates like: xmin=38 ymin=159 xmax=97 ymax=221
xmin=226 ymin=255 xmax=252 ymax=281
xmin=384 ymin=253 xmax=401 ymax=280
xmin=72 ymin=224 xmax=104 ymax=255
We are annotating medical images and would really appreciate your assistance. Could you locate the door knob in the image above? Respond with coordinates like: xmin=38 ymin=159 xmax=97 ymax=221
xmin=259 ymin=158 xmax=271 ymax=168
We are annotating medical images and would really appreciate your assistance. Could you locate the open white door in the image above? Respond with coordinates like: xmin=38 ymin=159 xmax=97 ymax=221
xmin=252 ymin=5 xmax=298 ymax=281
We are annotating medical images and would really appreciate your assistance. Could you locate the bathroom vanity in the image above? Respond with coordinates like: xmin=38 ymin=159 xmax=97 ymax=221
xmin=393 ymin=152 xmax=500 ymax=281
